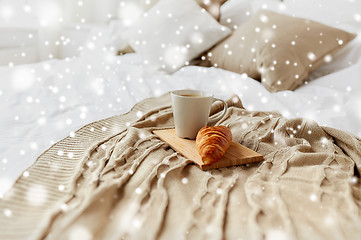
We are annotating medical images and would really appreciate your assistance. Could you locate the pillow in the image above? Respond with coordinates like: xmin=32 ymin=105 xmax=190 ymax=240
xmin=106 ymin=20 xmax=135 ymax=55
xmin=208 ymin=10 xmax=357 ymax=92
xmin=219 ymin=0 xmax=279 ymax=30
xmin=249 ymin=0 xmax=361 ymax=80
xmin=125 ymin=0 xmax=231 ymax=72
xmin=308 ymin=35 xmax=361 ymax=80
xmin=280 ymin=0 xmax=361 ymax=33
xmin=140 ymin=0 xmax=228 ymax=20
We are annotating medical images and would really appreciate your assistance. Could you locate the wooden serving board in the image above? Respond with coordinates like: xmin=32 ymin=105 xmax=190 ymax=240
xmin=153 ymin=129 xmax=263 ymax=170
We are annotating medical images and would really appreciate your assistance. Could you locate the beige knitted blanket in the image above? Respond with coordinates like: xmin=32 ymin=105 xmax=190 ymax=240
xmin=1 ymin=94 xmax=361 ymax=240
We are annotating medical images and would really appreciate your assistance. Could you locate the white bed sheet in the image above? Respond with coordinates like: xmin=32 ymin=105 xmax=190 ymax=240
xmin=1 ymin=36 xmax=361 ymax=196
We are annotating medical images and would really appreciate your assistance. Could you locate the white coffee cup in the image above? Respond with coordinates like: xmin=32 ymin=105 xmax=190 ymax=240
xmin=171 ymin=89 xmax=228 ymax=139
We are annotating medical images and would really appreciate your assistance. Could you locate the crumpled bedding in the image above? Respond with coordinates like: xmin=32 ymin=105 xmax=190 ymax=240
xmin=1 ymin=94 xmax=360 ymax=240
xmin=2 ymin=33 xmax=361 ymax=192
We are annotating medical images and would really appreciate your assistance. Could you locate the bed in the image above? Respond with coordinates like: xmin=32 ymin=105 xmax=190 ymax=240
xmin=1 ymin=0 xmax=361 ymax=239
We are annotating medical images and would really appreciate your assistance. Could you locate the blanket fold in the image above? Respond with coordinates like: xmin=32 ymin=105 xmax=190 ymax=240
xmin=1 ymin=93 xmax=360 ymax=240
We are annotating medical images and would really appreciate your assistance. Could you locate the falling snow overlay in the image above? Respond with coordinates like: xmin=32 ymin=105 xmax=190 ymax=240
xmin=1 ymin=94 xmax=361 ymax=240
xmin=1 ymin=0 xmax=361 ymax=239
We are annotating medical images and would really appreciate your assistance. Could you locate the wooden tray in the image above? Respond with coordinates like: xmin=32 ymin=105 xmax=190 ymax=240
xmin=153 ymin=129 xmax=263 ymax=170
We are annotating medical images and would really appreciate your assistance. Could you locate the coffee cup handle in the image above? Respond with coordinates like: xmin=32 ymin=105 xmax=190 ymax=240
xmin=208 ymin=98 xmax=228 ymax=124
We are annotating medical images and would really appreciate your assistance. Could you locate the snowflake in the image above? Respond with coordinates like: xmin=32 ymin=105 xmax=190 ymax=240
xmin=354 ymin=14 xmax=361 ymax=22
xmin=69 ymin=225 xmax=92 ymax=240
xmin=181 ymin=177 xmax=188 ymax=184
xmin=61 ymin=203 xmax=69 ymax=212
xmin=309 ymin=193 xmax=318 ymax=202
xmin=135 ymin=188 xmax=142 ymax=194
xmin=136 ymin=111 xmax=143 ymax=118
xmin=320 ymin=137 xmax=329 ymax=146
xmin=50 ymin=86 xmax=59 ymax=93
xmin=86 ymin=161 xmax=93 ymax=167
xmin=3 ymin=209 xmax=12 ymax=217
xmin=261 ymin=97 xmax=268 ymax=103
xmin=349 ymin=176 xmax=358 ymax=185
xmin=307 ymin=52 xmax=316 ymax=61
xmin=26 ymin=96 xmax=33 ymax=103
xmin=29 ymin=142 xmax=38 ymax=150
xmin=37 ymin=117 xmax=47 ymax=125
xmin=265 ymin=229 xmax=289 ymax=240
xmin=26 ymin=185 xmax=48 ymax=206
xmin=138 ymin=132 xmax=146 ymax=139
xmin=118 ymin=2 xmax=142 ymax=27
xmin=132 ymin=218 xmax=142 ymax=229
xmin=333 ymin=105 xmax=340 ymax=112
xmin=260 ymin=14 xmax=268 ymax=23
xmin=59 ymin=96 xmax=66 ymax=102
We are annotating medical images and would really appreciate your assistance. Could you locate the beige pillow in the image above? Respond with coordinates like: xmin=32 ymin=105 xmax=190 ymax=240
xmin=208 ymin=10 xmax=357 ymax=92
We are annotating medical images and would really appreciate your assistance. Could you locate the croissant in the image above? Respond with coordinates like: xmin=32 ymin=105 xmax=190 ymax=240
xmin=196 ymin=126 xmax=232 ymax=165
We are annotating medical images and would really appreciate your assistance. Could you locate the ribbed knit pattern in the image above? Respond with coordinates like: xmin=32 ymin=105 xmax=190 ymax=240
xmin=1 ymin=93 xmax=361 ymax=240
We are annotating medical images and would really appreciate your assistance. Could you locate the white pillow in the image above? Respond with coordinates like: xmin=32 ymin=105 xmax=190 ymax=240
xmin=107 ymin=20 xmax=130 ymax=52
xmin=219 ymin=0 xmax=279 ymax=29
xmin=124 ymin=0 xmax=231 ymax=72
xmin=219 ymin=0 xmax=252 ymax=30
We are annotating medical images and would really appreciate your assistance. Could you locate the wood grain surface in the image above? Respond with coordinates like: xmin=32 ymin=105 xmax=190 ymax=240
xmin=154 ymin=129 xmax=263 ymax=170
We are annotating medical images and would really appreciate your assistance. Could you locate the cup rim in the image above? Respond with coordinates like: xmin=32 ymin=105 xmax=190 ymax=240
xmin=171 ymin=89 xmax=213 ymax=99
